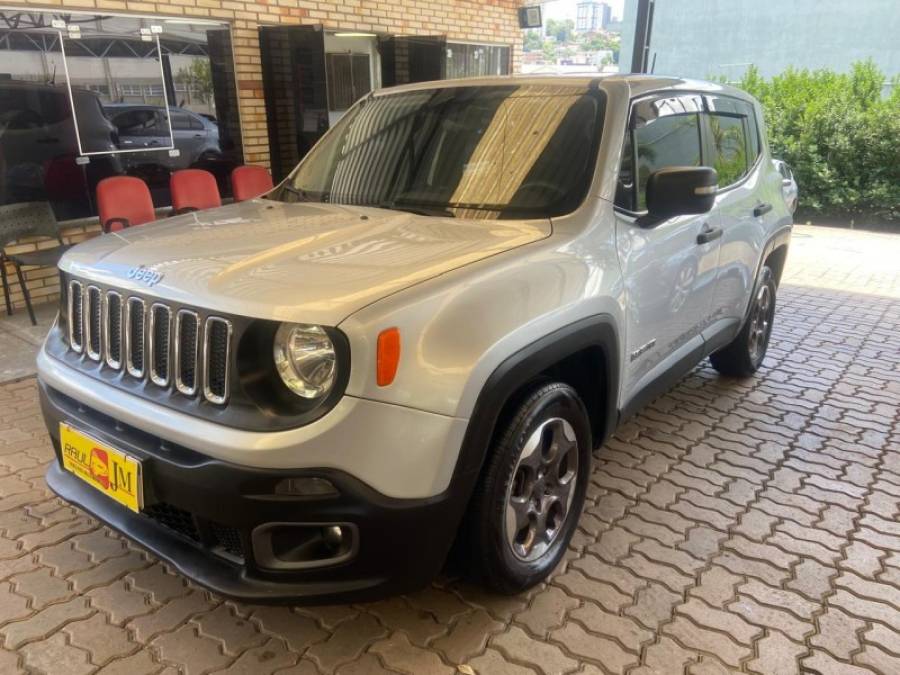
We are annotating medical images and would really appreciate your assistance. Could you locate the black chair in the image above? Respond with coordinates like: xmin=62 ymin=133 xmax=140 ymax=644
xmin=0 ymin=202 xmax=72 ymax=326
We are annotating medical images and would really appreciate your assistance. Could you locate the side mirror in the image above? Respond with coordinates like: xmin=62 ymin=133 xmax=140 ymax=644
xmin=638 ymin=166 xmax=718 ymax=227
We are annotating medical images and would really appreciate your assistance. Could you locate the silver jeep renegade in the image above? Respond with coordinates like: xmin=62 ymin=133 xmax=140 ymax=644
xmin=40 ymin=75 xmax=792 ymax=602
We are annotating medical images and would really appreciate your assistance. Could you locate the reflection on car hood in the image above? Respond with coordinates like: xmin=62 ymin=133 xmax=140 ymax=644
xmin=60 ymin=200 xmax=550 ymax=325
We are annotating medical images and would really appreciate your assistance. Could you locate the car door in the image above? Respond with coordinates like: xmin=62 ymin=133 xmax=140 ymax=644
xmin=614 ymin=93 xmax=722 ymax=408
xmin=113 ymin=107 xmax=171 ymax=152
xmin=703 ymin=95 xmax=771 ymax=332
xmin=169 ymin=110 xmax=205 ymax=167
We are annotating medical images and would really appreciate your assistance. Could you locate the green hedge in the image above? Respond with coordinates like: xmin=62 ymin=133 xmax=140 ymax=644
xmin=732 ymin=61 xmax=900 ymax=221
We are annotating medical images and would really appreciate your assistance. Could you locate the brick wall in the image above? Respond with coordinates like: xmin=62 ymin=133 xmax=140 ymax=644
xmin=0 ymin=0 xmax=525 ymax=312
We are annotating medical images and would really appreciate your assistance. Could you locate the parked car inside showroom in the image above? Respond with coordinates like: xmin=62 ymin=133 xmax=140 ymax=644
xmin=0 ymin=80 xmax=120 ymax=219
xmin=104 ymin=103 xmax=234 ymax=195
xmin=39 ymin=74 xmax=793 ymax=603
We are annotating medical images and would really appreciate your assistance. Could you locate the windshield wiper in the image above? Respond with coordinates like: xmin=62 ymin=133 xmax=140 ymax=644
xmin=375 ymin=201 xmax=455 ymax=218
xmin=277 ymin=184 xmax=331 ymax=204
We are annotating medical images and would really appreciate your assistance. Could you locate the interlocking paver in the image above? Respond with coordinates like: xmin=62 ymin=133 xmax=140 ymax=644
xmin=0 ymin=225 xmax=898 ymax=674
xmin=468 ymin=648 xmax=538 ymax=675
xmin=371 ymin=632 xmax=454 ymax=675
xmin=431 ymin=608 xmax=502 ymax=664
xmin=19 ymin=632 xmax=94 ymax=675
xmin=2 ymin=596 xmax=93 ymax=649
xmin=746 ymin=631 xmax=806 ymax=675
xmin=152 ymin=624 xmax=231 ymax=674
xmin=63 ymin=613 xmax=137 ymax=665
xmin=513 ymin=585 xmax=579 ymax=637
xmin=305 ymin=613 xmax=387 ymax=673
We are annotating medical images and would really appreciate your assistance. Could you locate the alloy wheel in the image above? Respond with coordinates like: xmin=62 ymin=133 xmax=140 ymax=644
xmin=503 ymin=417 xmax=579 ymax=562
xmin=748 ymin=283 xmax=772 ymax=362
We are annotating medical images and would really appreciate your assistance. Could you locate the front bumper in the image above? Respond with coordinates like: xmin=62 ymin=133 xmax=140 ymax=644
xmin=40 ymin=381 xmax=472 ymax=604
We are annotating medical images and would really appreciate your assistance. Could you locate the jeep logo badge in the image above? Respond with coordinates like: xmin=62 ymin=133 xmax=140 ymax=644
xmin=127 ymin=265 xmax=164 ymax=287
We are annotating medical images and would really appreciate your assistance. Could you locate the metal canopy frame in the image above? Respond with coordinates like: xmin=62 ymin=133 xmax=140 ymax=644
xmin=57 ymin=28 xmax=176 ymax=158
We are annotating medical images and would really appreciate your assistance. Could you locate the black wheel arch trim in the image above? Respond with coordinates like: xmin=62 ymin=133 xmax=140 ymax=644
xmin=453 ymin=314 xmax=620 ymax=486
xmin=744 ymin=225 xmax=791 ymax=322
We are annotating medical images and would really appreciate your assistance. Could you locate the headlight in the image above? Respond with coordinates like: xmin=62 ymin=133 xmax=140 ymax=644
xmin=273 ymin=323 xmax=337 ymax=399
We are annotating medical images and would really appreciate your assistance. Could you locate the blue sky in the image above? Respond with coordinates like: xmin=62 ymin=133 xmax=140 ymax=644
xmin=541 ymin=0 xmax=626 ymax=23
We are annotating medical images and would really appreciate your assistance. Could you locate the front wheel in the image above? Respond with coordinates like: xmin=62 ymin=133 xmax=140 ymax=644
xmin=464 ymin=382 xmax=591 ymax=594
xmin=710 ymin=265 xmax=777 ymax=377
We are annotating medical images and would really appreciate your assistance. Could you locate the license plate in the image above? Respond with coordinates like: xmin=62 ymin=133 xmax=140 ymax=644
xmin=59 ymin=423 xmax=143 ymax=513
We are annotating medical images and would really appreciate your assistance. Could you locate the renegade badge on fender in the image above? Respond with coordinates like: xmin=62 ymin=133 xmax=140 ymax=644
xmin=40 ymin=75 xmax=792 ymax=602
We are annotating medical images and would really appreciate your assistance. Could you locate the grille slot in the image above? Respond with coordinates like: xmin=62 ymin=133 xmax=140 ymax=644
xmin=142 ymin=503 xmax=244 ymax=562
xmin=149 ymin=304 xmax=171 ymax=387
xmin=203 ymin=317 xmax=232 ymax=405
xmin=210 ymin=523 xmax=245 ymax=559
xmin=175 ymin=310 xmax=200 ymax=396
xmin=84 ymin=286 xmax=102 ymax=361
xmin=68 ymin=281 xmax=84 ymax=353
xmin=125 ymin=297 xmax=146 ymax=378
xmin=104 ymin=292 xmax=123 ymax=370
xmin=143 ymin=503 xmax=201 ymax=543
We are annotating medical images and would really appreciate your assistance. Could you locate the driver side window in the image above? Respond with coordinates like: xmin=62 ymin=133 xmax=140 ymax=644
xmin=615 ymin=95 xmax=704 ymax=213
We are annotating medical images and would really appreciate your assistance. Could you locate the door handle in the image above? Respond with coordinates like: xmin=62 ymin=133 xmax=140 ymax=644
xmin=696 ymin=223 xmax=723 ymax=245
xmin=753 ymin=202 xmax=773 ymax=217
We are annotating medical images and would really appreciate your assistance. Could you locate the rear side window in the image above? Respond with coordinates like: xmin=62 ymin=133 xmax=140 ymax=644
xmin=170 ymin=111 xmax=191 ymax=130
xmin=616 ymin=95 xmax=704 ymax=212
xmin=706 ymin=95 xmax=760 ymax=187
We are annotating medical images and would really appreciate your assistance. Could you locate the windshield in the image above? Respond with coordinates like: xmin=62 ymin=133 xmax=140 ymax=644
xmin=270 ymin=84 xmax=606 ymax=219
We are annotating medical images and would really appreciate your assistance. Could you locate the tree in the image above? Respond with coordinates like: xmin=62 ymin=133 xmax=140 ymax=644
xmin=545 ymin=18 xmax=574 ymax=44
xmin=174 ymin=59 xmax=213 ymax=104
xmin=523 ymin=29 xmax=541 ymax=52
xmin=542 ymin=40 xmax=557 ymax=64
xmin=731 ymin=61 xmax=900 ymax=220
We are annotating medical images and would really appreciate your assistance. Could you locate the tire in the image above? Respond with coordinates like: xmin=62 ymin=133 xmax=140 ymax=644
xmin=464 ymin=381 xmax=592 ymax=594
xmin=710 ymin=265 xmax=777 ymax=377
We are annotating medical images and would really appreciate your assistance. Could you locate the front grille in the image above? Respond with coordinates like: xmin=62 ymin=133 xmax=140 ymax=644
xmin=143 ymin=502 xmax=201 ymax=542
xmin=210 ymin=522 xmax=245 ymax=558
xmin=65 ymin=279 xmax=233 ymax=406
xmin=142 ymin=502 xmax=245 ymax=561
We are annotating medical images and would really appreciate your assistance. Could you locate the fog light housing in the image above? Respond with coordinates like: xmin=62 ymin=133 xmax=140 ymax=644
xmin=252 ymin=522 xmax=357 ymax=570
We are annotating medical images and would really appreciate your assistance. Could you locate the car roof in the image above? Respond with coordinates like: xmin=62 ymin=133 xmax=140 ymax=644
xmin=104 ymin=103 xmax=187 ymax=109
xmin=375 ymin=73 xmax=752 ymax=102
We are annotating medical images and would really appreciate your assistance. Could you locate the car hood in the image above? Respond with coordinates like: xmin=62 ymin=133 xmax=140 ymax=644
xmin=61 ymin=200 xmax=550 ymax=325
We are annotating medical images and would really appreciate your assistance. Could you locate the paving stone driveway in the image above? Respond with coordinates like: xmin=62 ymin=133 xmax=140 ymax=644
xmin=0 ymin=225 xmax=898 ymax=675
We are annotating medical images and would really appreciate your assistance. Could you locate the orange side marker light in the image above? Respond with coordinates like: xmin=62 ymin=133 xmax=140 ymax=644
xmin=377 ymin=327 xmax=401 ymax=386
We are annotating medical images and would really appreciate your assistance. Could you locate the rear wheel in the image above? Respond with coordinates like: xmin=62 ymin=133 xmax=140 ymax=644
xmin=710 ymin=265 xmax=777 ymax=377
xmin=465 ymin=382 xmax=591 ymax=594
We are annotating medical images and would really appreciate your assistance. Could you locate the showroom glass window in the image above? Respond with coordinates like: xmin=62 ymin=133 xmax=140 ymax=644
xmin=0 ymin=9 xmax=242 ymax=221
xmin=446 ymin=43 xmax=510 ymax=78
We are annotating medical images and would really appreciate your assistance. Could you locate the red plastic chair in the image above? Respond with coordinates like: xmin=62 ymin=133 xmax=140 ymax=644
xmin=231 ymin=165 xmax=274 ymax=202
xmin=96 ymin=176 xmax=156 ymax=233
xmin=170 ymin=169 xmax=221 ymax=214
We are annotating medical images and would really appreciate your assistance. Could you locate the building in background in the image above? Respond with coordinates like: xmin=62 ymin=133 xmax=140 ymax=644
xmin=576 ymin=2 xmax=613 ymax=33
xmin=0 ymin=1 xmax=522 ymax=312
xmin=620 ymin=0 xmax=899 ymax=92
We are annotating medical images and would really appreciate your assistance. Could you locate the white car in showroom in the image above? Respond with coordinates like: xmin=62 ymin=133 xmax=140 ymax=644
xmin=40 ymin=74 xmax=792 ymax=602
